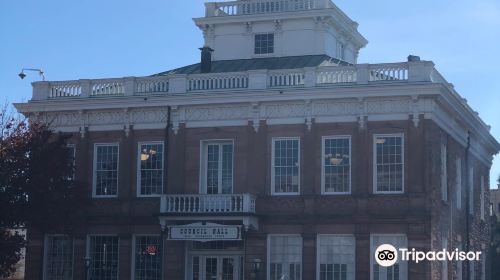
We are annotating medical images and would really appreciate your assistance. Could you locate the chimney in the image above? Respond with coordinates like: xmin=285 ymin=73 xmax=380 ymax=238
xmin=407 ymin=55 xmax=421 ymax=62
xmin=199 ymin=46 xmax=214 ymax=73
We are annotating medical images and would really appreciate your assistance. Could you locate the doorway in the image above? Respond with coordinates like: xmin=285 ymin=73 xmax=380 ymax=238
xmin=189 ymin=255 xmax=243 ymax=280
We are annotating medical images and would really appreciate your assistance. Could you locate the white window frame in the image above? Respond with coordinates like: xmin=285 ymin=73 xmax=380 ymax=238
xmin=456 ymin=158 xmax=462 ymax=210
xmin=254 ymin=33 xmax=275 ymax=55
xmin=316 ymin=234 xmax=356 ymax=280
xmin=373 ymin=134 xmax=405 ymax=194
xmin=267 ymin=234 xmax=303 ymax=280
xmin=131 ymin=234 xmax=162 ymax=280
xmin=271 ymin=137 xmax=301 ymax=196
xmin=199 ymin=139 xmax=234 ymax=194
xmin=43 ymin=234 xmax=74 ymax=280
xmin=136 ymin=141 xmax=164 ymax=198
xmin=441 ymin=142 xmax=448 ymax=202
xmin=86 ymin=234 xmax=120 ymax=280
xmin=370 ymin=234 xmax=408 ymax=280
xmin=321 ymin=136 xmax=352 ymax=195
xmin=92 ymin=143 xmax=119 ymax=198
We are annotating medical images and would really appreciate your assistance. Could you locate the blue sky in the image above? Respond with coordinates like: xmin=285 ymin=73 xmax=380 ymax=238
xmin=0 ymin=0 xmax=499 ymax=188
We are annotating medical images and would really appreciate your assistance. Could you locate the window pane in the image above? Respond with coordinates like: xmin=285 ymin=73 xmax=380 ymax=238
xmin=273 ymin=139 xmax=299 ymax=194
xmin=269 ymin=235 xmax=302 ymax=280
xmin=207 ymin=144 xmax=220 ymax=194
xmin=318 ymin=235 xmax=355 ymax=280
xmin=94 ymin=145 xmax=119 ymax=196
xmin=203 ymin=142 xmax=233 ymax=194
xmin=221 ymin=144 xmax=233 ymax=194
xmin=255 ymin=33 xmax=274 ymax=54
xmin=134 ymin=236 xmax=161 ymax=280
xmin=375 ymin=136 xmax=403 ymax=192
xmin=45 ymin=236 xmax=73 ymax=280
xmin=324 ymin=138 xmax=351 ymax=193
xmin=139 ymin=143 xmax=164 ymax=195
xmin=89 ymin=236 xmax=119 ymax=280
xmin=371 ymin=235 xmax=407 ymax=280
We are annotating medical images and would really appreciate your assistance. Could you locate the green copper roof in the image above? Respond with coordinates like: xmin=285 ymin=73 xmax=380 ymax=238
xmin=154 ymin=55 xmax=349 ymax=76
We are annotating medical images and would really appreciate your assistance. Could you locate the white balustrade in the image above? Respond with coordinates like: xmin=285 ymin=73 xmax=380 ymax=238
xmin=35 ymin=61 xmax=445 ymax=100
xmin=317 ymin=67 xmax=357 ymax=84
xmin=269 ymin=71 xmax=305 ymax=87
xmin=209 ymin=0 xmax=318 ymax=17
xmin=136 ymin=78 xmax=169 ymax=94
xmin=161 ymin=194 xmax=257 ymax=214
xmin=369 ymin=64 xmax=408 ymax=82
xmin=49 ymin=83 xmax=82 ymax=98
xmin=188 ymin=74 xmax=248 ymax=91
xmin=91 ymin=80 xmax=124 ymax=96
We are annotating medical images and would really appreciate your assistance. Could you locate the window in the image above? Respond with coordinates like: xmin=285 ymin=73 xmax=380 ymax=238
xmin=201 ymin=141 xmax=233 ymax=194
xmin=268 ymin=235 xmax=302 ymax=280
xmin=322 ymin=137 xmax=351 ymax=194
xmin=43 ymin=235 xmax=73 ymax=280
xmin=317 ymin=235 xmax=355 ymax=280
xmin=88 ymin=236 xmax=119 ymax=280
xmin=371 ymin=235 xmax=407 ymax=280
xmin=338 ymin=42 xmax=345 ymax=60
xmin=137 ymin=142 xmax=164 ymax=196
xmin=456 ymin=158 xmax=462 ymax=209
xmin=374 ymin=135 xmax=404 ymax=193
xmin=93 ymin=144 xmax=119 ymax=197
xmin=255 ymin=33 xmax=274 ymax=54
xmin=441 ymin=142 xmax=448 ymax=202
xmin=272 ymin=138 xmax=300 ymax=195
xmin=134 ymin=236 xmax=161 ymax=280
xmin=469 ymin=167 xmax=474 ymax=214
xmin=480 ymin=176 xmax=485 ymax=220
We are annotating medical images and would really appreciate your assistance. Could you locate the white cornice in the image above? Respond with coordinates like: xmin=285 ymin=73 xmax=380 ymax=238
xmin=193 ymin=9 xmax=367 ymax=48
xmin=16 ymin=82 xmax=499 ymax=166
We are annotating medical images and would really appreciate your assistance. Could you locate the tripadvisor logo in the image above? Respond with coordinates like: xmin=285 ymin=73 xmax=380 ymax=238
xmin=375 ymin=244 xmax=482 ymax=267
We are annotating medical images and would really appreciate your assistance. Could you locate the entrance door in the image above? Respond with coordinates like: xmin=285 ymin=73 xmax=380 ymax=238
xmin=191 ymin=256 xmax=241 ymax=280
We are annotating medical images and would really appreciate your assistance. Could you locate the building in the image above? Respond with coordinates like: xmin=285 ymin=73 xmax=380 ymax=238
xmin=14 ymin=0 xmax=500 ymax=279
xmin=491 ymin=189 xmax=500 ymax=220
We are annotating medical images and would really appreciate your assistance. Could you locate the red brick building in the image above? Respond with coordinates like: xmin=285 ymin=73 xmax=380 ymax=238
xmin=15 ymin=1 xmax=499 ymax=279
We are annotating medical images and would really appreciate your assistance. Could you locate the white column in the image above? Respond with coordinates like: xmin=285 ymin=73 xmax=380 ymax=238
xmin=248 ymin=70 xmax=268 ymax=89
xmin=168 ymin=74 xmax=188 ymax=94
xmin=31 ymin=81 xmax=50 ymax=100
xmin=356 ymin=64 xmax=369 ymax=84
xmin=123 ymin=77 xmax=136 ymax=96
xmin=408 ymin=61 xmax=435 ymax=82
xmin=304 ymin=67 xmax=317 ymax=87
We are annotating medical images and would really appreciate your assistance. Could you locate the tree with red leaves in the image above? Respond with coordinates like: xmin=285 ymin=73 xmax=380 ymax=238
xmin=0 ymin=103 xmax=86 ymax=277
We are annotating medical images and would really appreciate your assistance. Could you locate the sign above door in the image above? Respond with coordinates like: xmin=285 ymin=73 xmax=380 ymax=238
xmin=168 ymin=223 xmax=242 ymax=242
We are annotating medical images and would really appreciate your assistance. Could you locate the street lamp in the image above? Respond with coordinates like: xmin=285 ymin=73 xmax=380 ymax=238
xmin=18 ymin=68 xmax=45 ymax=81
xmin=251 ymin=258 xmax=262 ymax=280
xmin=84 ymin=257 xmax=92 ymax=280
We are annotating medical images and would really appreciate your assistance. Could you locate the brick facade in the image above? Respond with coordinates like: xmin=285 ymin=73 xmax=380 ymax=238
xmin=22 ymin=118 xmax=493 ymax=280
